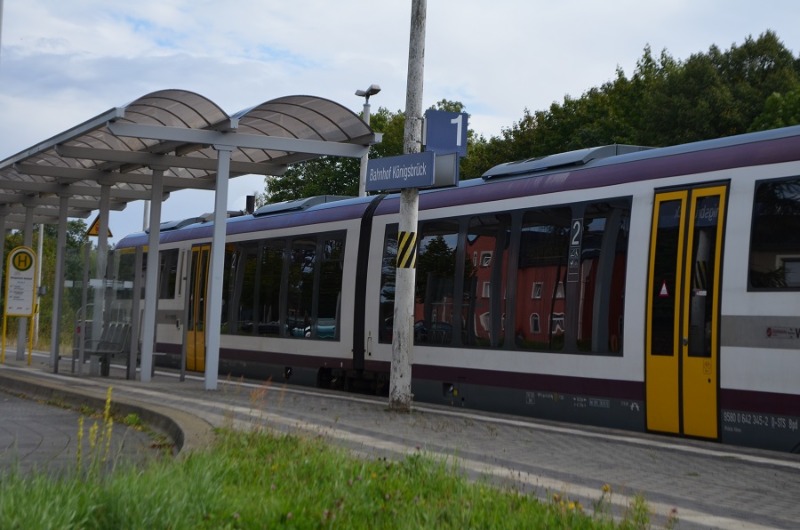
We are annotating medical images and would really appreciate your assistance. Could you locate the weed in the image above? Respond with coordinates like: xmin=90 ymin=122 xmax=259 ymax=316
xmin=2 ymin=428 xmax=668 ymax=528
xmin=122 ymin=413 xmax=142 ymax=428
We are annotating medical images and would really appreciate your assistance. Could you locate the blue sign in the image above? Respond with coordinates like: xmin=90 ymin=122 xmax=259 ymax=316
xmin=366 ymin=151 xmax=435 ymax=192
xmin=424 ymin=110 xmax=468 ymax=157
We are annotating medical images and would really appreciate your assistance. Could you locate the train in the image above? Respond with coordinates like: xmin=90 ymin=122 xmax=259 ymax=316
xmin=114 ymin=125 xmax=800 ymax=453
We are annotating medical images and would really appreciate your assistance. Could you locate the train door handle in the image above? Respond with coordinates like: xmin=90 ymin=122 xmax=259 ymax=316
xmin=682 ymin=337 xmax=689 ymax=346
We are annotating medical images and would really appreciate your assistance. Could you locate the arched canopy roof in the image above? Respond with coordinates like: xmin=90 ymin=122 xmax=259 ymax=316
xmin=0 ymin=89 xmax=378 ymax=230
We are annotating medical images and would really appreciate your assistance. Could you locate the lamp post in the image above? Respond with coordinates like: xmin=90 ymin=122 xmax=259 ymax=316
xmin=356 ymin=84 xmax=381 ymax=197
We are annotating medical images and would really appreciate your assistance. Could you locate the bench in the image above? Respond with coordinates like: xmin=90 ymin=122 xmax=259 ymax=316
xmin=74 ymin=321 xmax=131 ymax=376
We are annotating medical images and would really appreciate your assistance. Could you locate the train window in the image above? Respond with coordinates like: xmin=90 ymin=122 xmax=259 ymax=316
xmin=378 ymin=226 xmax=397 ymax=344
xmin=316 ymin=238 xmax=344 ymax=340
xmin=650 ymin=199 xmax=681 ymax=356
xmin=577 ymin=201 xmax=630 ymax=354
xmin=416 ymin=221 xmax=459 ymax=346
xmin=514 ymin=207 xmax=571 ymax=351
xmin=287 ymin=239 xmax=316 ymax=338
xmin=258 ymin=241 xmax=285 ymax=336
xmin=377 ymin=199 xmax=628 ymax=355
xmin=158 ymin=249 xmax=179 ymax=299
xmin=226 ymin=242 xmax=259 ymax=335
xmin=115 ymin=251 xmax=136 ymax=301
xmin=273 ymin=232 xmax=346 ymax=340
xmin=220 ymin=233 xmax=342 ymax=340
xmin=220 ymin=247 xmax=235 ymax=329
xmin=513 ymin=200 xmax=630 ymax=354
xmin=749 ymin=177 xmax=800 ymax=290
xmin=463 ymin=214 xmax=511 ymax=348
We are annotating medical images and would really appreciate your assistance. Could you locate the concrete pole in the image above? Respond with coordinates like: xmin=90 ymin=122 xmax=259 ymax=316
xmin=390 ymin=0 xmax=426 ymax=412
xmin=142 ymin=200 xmax=150 ymax=231
xmin=49 ymin=191 xmax=69 ymax=372
xmin=205 ymin=144 xmax=233 ymax=391
xmin=128 ymin=247 xmax=143 ymax=380
xmin=358 ymin=101 xmax=372 ymax=198
xmin=16 ymin=206 xmax=34 ymax=360
xmin=91 ymin=184 xmax=111 ymax=347
xmin=33 ymin=223 xmax=43 ymax=343
xmin=0 ymin=210 xmax=6 ymax=346
xmin=140 ymin=169 xmax=164 ymax=382
xmin=0 ymin=209 xmax=6 ymax=295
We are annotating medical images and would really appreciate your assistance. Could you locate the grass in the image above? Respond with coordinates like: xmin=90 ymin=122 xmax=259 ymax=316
xmin=0 ymin=424 xmax=674 ymax=529
xmin=0 ymin=386 xmax=676 ymax=529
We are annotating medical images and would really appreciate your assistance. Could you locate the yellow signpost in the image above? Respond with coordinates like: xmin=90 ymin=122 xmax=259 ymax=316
xmin=2 ymin=246 xmax=38 ymax=364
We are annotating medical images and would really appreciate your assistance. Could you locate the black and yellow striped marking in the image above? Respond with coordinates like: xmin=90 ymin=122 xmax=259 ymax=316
xmin=396 ymin=231 xmax=417 ymax=269
xmin=694 ymin=260 xmax=708 ymax=290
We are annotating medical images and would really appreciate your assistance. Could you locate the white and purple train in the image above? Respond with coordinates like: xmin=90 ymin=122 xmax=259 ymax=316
xmin=115 ymin=125 xmax=800 ymax=452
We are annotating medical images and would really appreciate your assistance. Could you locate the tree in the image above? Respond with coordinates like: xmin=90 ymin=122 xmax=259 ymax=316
xmin=263 ymin=157 xmax=361 ymax=203
xmin=260 ymin=32 xmax=800 ymax=201
xmin=260 ymin=106 xmax=408 ymax=204
xmin=750 ymin=89 xmax=800 ymax=131
xmin=463 ymin=31 xmax=800 ymax=178
xmin=2 ymin=220 xmax=88 ymax=348
xmin=260 ymin=100 xmax=474 ymax=203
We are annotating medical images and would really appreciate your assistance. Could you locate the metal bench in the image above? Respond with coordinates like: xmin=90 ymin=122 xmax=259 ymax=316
xmin=74 ymin=321 xmax=131 ymax=376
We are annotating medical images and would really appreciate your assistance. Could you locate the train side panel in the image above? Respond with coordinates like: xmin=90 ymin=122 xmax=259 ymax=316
xmin=717 ymin=163 xmax=800 ymax=450
xmin=114 ymin=126 xmax=800 ymax=452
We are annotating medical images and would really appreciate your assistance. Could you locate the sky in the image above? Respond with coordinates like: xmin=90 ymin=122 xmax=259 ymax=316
xmin=2 ymin=0 xmax=800 ymax=243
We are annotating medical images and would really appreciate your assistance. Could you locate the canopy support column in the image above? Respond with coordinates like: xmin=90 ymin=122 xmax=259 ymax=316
xmin=128 ymin=246 xmax=143 ymax=380
xmin=49 ymin=190 xmax=70 ymax=372
xmin=204 ymin=145 xmax=232 ymax=391
xmin=0 ymin=208 xmax=6 ymax=351
xmin=139 ymin=169 xmax=164 ymax=382
xmin=16 ymin=206 xmax=34 ymax=360
xmin=0 ymin=208 xmax=6 ymax=306
xmin=91 ymin=184 xmax=111 ymax=348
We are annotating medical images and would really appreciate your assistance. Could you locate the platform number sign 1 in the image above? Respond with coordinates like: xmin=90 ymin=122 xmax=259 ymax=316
xmin=450 ymin=113 xmax=464 ymax=148
xmin=423 ymin=110 xmax=468 ymax=157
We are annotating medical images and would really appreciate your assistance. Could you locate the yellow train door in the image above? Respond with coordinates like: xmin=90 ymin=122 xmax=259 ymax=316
xmin=186 ymin=244 xmax=210 ymax=372
xmin=645 ymin=185 xmax=727 ymax=439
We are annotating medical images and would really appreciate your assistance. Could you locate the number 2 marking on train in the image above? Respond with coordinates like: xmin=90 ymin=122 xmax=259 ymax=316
xmin=571 ymin=219 xmax=582 ymax=246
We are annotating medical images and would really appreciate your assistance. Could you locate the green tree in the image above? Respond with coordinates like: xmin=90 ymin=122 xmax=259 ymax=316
xmin=465 ymin=30 xmax=800 ymax=177
xmin=263 ymin=157 xmax=362 ymax=203
xmin=260 ymin=106 xmax=408 ymax=204
xmin=2 ymin=221 xmax=88 ymax=348
xmin=750 ymin=89 xmax=800 ymax=130
xmin=260 ymin=100 xmax=475 ymax=203
xmin=260 ymin=32 xmax=800 ymax=200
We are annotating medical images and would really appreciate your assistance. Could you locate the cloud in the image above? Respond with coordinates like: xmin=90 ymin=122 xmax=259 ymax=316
xmin=2 ymin=0 xmax=800 ymax=241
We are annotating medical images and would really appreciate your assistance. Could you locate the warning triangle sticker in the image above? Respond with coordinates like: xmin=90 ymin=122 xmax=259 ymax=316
xmin=659 ymin=280 xmax=669 ymax=298
xmin=86 ymin=216 xmax=113 ymax=238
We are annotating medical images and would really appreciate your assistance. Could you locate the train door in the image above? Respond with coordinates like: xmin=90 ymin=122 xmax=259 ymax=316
xmin=186 ymin=244 xmax=210 ymax=372
xmin=645 ymin=185 xmax=727 ymax=439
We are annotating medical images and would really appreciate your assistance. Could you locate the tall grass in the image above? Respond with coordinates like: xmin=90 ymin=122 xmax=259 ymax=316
xmin=0 ymin=423 xmax=671 ymax=529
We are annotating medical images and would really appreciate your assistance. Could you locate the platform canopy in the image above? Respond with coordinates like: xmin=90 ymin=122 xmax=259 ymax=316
xmin=0 ymin=89 xmax=378 ymax=229
xmin=0 ymin=89 xmax=378 ymax=388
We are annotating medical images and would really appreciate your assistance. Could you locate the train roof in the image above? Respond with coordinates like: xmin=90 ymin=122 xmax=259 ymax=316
xmin=116 ymin=124 xmax=800 ymax=248
xmin=115 ymin=194 xmax=372 ymax=248
xmin=481 ymin=124 xmax=800 ymax=182
xmin=374 ymin=123 xmax=800 ymax=212
xmin=481 ymin=144 xmax=653 ymax=179
xmin=252 ymin=195 xmax=355 ymax=217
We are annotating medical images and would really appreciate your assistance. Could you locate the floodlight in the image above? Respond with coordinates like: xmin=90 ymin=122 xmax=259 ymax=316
xmin=355 ymin=84 xmax=381 ymax=102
